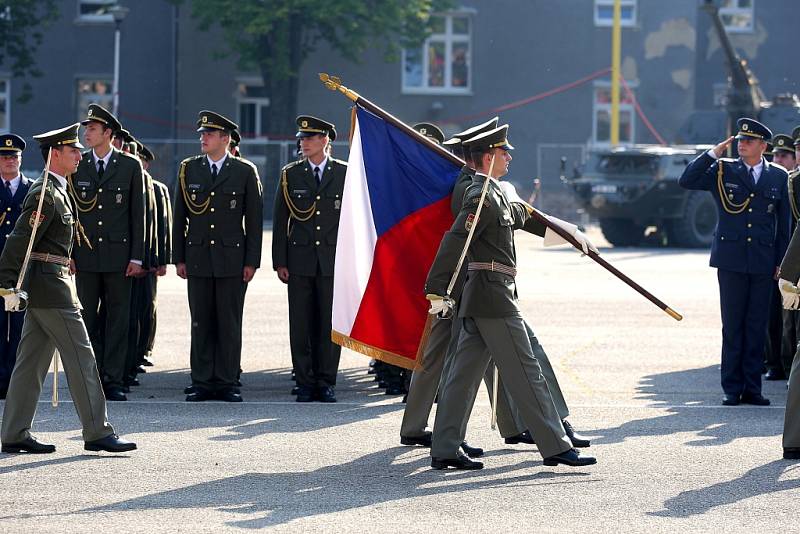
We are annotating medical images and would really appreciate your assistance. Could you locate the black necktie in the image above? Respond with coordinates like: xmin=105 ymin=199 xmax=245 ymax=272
xmin=748 ymin=167 xmax=755 ymax=187
xmin=97 ymin=159 xmax=105 ymax=179
xmin=211 ymin=163 xmax=218 ymax=182
xmin=314 ymin=166 xmax=321 ymax=184
xmin=3 ymin=180 xmax=10 ymax=201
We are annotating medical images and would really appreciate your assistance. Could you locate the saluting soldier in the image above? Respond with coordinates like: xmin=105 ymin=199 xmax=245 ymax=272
xmin=424 ymin=124 xmax=597 ymax=470
xmin=680 ymin=118 xmax=791 ymax=406
xmin=68 ymin=104 xmax=146 ymax=402
xmin=272 ymin=116 xmax=346 ymax=403
xmin=174 ymin=111 xmax=263 ymax=402
xmin=0 ymin=134 xmax=32 ymax=400
xmin=0 ymin=123 xmax=135 ymax=454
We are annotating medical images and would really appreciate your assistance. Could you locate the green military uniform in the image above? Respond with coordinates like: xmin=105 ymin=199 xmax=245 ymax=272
xmin=781 ymin=131 xmax=800 ymax=378
xmin=173 ymin=111 xmax=263 ymax=400
xmin=778 ymin=211 xmax=800 ymax=458
xmin=425 ymin=126 xmax=576 ymax=464
xmin=0 ymin=124 xmax=115 ymax=447
xmin=143 ymin=172 xmax=172 ymax=364
xmin=272 ymin=116 xmax=346 ymax=401
xmin=68 ymin=105 xmax=146 ymax=399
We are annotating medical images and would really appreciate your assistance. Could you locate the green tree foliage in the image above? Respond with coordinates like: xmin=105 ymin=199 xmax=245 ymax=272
xmin=180 ymin=0 xmax=454 ymax=136
xmin=0 ymin=0 xmax=59 ymax=102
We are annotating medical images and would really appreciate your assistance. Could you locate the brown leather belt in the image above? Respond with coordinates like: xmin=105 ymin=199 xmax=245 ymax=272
xmin=467 ymin=260 xmax=517 ymax=278
xmin=30 ymin=252 xmax=70 ymax=267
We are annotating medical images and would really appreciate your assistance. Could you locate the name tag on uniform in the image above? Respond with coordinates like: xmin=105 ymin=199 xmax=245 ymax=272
xmin=188 ymin=184 xmax=202 ymax=192
xmin=724 ymin=182 xmax=739 ymax=189
xmin=77 ymin=181 xmax=91 ymax=187
xmin=292 ymin=189 xmax=309 ymax=198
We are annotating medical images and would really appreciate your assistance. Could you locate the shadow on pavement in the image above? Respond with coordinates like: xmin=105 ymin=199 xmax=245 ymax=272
xmin=65 ymin=448 xmax=596 ymax=529
xmin=590 ymin=365 xmax=787 ymax=446
xmin=649 ymin=459 xmax=800 ymax=517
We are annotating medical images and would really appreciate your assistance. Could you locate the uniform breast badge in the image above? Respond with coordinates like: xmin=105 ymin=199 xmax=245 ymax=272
xmin=465 ymin=213 xmax=475 ymax=231
xmin=116 ymin=193 xmax=123 ymax=204
xmin=230 ymin=199 xmax=237 ymax=209
xmin=334 ymin=199 xmax=341 ymax=210
xmin=29 ymin=211 xmax=46 ymax=228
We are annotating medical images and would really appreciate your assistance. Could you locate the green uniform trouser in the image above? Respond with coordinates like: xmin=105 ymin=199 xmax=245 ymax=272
xmin=1 ymin=308 xmax=114 ymax=444
xmin=77 ymin=271 xmax=132 ymax=389
xmin=401 ymin=315 xmax=525 ymax=439
xmin=432 ymin=314 xmax=571 ymax=459
xmin=145 ymin=275 xmax=159 ymax=357
xmin=187 ymin=275 xmax=246 ymax=392
xmin=784 ymin=348 xmax=800 ymax=448
xmin=781 ymin=309 xmax=800 ymax=376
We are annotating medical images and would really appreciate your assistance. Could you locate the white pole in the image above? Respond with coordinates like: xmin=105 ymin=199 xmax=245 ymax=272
xmin=113 ymin=22 xmax=121 ymax=115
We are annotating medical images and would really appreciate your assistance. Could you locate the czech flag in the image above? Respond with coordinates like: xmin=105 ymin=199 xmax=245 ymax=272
xmin=331 ymin=107 xmax=461 ymax=369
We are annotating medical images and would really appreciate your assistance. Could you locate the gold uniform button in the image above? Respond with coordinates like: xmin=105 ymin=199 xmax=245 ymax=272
xmin=211 ymin=240 xmax=215 ymax=245
xmin=5 ymin=207 xmax=10 ymax=212
xmin=98 ymin=188 xmax=103 ymax=193
xmin=747 ymin=223 xmax=752 ymax=228
xmin=315 ymin=210 xmax=320 ymax=215
xmin=98 ymin=221 xmax=103 ymax=226
xmin=211 ymin=192 xmax=215 ymax=196
xmin=210 ymin=224 xmax=215 ymax=229
xmin=748 ymin=208 xmax=753 ymax=212
xmin=747 ymin=237 xmax=752 ymax=242
xmin=210 ymin=208 xmax=215 ymax=212
xmin=750 ymin=193 xmax=755 ymax=198
xmin=315 ymin=241 xmax=320 ymax=246
xmin=316 ymin=195 xmax=321 ymax=200
xmin=98 ymin=237 xmax=103 ymax=242
xmin=316 ymin=226 xmax=321 ymax=230
xmin=98 ymin=205 xmax=103 ymax=209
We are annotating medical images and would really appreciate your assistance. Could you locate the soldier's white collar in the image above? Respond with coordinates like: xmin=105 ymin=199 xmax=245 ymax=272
xmin=49 ymin=172 xmax=67 ymax=189
xmin=207 ymin=152 xmax=228 ymax=170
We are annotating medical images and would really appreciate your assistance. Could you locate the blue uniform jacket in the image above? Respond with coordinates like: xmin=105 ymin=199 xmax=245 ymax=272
xmin=0 ymin=174 xmax=31 ymax=251
xmin=679 ymin=152 xmax=790 ymax=275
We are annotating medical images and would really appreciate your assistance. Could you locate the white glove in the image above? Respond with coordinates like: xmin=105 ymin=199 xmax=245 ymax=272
xmin=543 ymin=216 xmax=599 ymax=255
xmin=778 ymin=279 xmax=800 ymax=310
xmin=426 ymin=294 xmax=455 ymax=319
xmin=498 ymin=181 xmax=526 ymax=205
xmin=2 ymin=289 xmax=28 ymax=312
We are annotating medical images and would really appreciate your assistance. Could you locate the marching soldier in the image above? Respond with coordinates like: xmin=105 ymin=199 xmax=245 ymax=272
xmin=401 ymin=121 xmax=589 ymax=455
xmin=781 ymin=128 xmax=800 ymax=380
xmin=272 ymin=116 xmax=346 ymax=403
xmin=174 ymin=111 xmax=263 ymax=402
xmin=0 ymin=134 xmax=31 ymax=400
xmin=680 ymin=118 xmax=791 ymax=406
xmin=424 ymin=124 xmax=597 ymax=469
xmin=68 ymin=104 xmax=146 ymax=402
xmin=0 ymin=123 xmax=136 ymax=454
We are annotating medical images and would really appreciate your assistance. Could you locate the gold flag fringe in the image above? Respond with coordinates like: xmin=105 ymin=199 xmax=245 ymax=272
xmin=332 ymin=330 xmax=417 ymax=370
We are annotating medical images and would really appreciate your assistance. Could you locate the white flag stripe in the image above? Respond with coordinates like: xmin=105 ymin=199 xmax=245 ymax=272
xmin=332 ymin=119 xmax=378 ymax=335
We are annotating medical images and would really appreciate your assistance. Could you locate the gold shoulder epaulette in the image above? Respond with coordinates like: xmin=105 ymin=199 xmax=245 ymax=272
xmin=233 ymin=155 xmax=258 ymax=172
xmin=281 ymin=159 xmax=305 ymax=172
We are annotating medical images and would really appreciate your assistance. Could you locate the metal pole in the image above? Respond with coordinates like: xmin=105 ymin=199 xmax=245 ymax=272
xmin=610 ymin=0 xmax=622 ymax=146
xmin=113 ymin=21 xmax=121 ymax=116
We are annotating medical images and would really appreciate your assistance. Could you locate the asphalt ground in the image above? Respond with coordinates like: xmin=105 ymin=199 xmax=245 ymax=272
xmin=0 ymin=228 xmax=798 ymax=533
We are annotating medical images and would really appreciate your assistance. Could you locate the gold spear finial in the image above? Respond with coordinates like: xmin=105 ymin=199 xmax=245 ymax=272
xmin=319 ymin=73 xmax=360 ymax=102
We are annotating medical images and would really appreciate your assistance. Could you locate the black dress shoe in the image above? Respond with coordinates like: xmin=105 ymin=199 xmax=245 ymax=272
xmin=136 ymin=366 xmax=147 ymax=374
xmin=84 ymin=434 xmax=137 ymax=453
xmin=2 ymin=436 xmax=56 ymax=454
xmin=217 ymin=390 xmax=243 ymax=403
xmin=400 ymin=432 xmax=432 ymax=447
xmin=784 ymin=447 xmax=800 ymax=460
xmin=740 ymin=393 xmax=770 ymax=406
xmin=186 ymin=389 xmax=215 ymax=402
xmin=505 ymin=430 xmax=535 ymax=445
xmin=124 ymin=377 xmax=140 ymax=387
xmin=543 ymin=448 xmax=597 ymax=467
xmin=184 ymin=384 xmax=198 ymax=395
xmin=235 ymin=379 xmax=243 ymax=387
xmin=0 ymin=386 xmax=8 ymax=400
xmin=296 ymin=386 xmax=316 ymax=403
xmin=563 ymin=419 xmax=591 ymax=448
xmin=105 ymin=387 xmax=127 ymax=402
xmin=141 ymin=357 xmax=154 ymax=367
xmin=722 ymin=394 xmax=740 ymax=406
xmin=291 ymin=385 xmax=300 ymax=395
xmin=402 ymin=394 xmax=408 ymax=403
xmin=431 ymin=452 xmax=484 ymax=470
xmin=460 ymin=441 xmax=484 ymax=458
xmin=765 ymin=369 xmax=787 ymax=381
xmin=317 ymin=386 xmax=337 ymax=403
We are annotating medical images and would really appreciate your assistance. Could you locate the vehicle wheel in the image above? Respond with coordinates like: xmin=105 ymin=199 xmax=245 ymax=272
xmin=667 ymin=191 xmax=718 ymax=248
xmin=599 ymin=218 xmax=645 ymax=247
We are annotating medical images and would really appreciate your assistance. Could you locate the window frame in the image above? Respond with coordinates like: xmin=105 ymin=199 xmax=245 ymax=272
xmin=75 ymin=77 xmax=114 ymax=122
xmin=591 ymin=80 xmax=637 ymax=147
xmin=594 ymin=0 xmax=637 ymax=28
xmin=719 ymin=0 xmax=754 ymax=34
xmin=235 ymin=79 xmax=271 ymax=139
xmin=76 ymin=0 xmax=116 ymax=24
xmin=0 ymin=78 xmax=10 ymax=133
xmin=401 ymin=11 xmax=473 ymax=95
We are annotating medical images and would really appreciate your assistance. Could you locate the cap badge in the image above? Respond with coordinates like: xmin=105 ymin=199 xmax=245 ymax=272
xmin=202 ymin=116 xmax=208 ymax=123
xmin=779 ymin=139 xmax=785 ymax=146
xmin=4 ymin=140 xmax=11 ymax=147
xmin=88 ymin=109 xmax=93 ymax=116
xmin=301 ymin=120 xmax=308 ymax=128
xmin=420 ymin=128 xmax=427 ymax=135
xmin=743 ymin=123 xmax=749 ymax=131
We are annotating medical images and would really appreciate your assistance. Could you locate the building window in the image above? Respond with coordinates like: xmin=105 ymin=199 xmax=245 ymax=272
xmin=592 ymin=83 xmax=635 ymax=145
xmin=76 ymin=79 xmax=113 ymax=121
xmin=594 ymin=0 xmax=636 ymax=27
xmin=402 ymin=13 xmax=471 ymax=94
xmin=77 ymin=0 xmax=115 ymax=23
xmin=720 ymin=0 xmax=754 ymax=33
xmin=236 ymin=83 xmax=271 ymax=138
xmin=0 ymin=79 xmax=9 ymax=133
